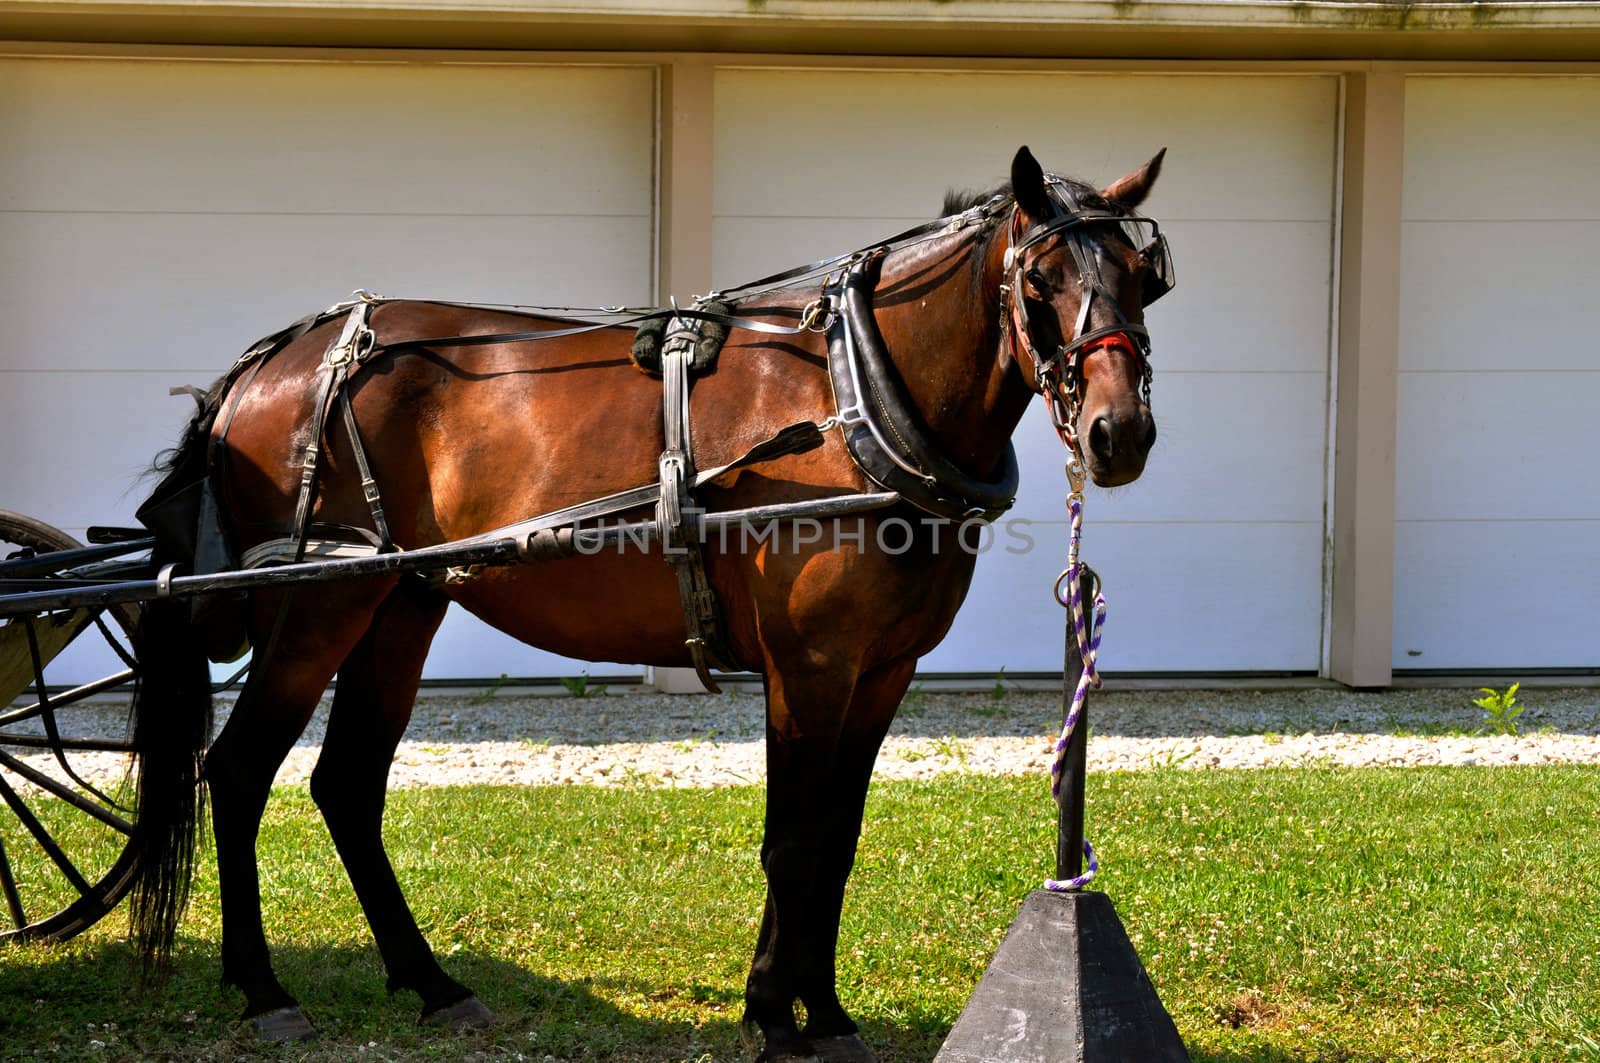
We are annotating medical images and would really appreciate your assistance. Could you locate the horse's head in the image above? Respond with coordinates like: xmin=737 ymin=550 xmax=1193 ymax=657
xmin=1003 ymin=146 xmax=1171 ymax=487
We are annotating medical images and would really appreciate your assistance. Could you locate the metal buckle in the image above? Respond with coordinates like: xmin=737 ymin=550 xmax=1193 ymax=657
xmin=818 ymin=405 xmax=867 ymax=433
xmin=443 ymin=565 xmax=483 ymax=585
xmin=658 ymin=451 xmax=688 ymax=552
xmin=799 ymin=297 xmax=835 ymax=333
xmin=325 ymin=324 xmax=375 ymax=367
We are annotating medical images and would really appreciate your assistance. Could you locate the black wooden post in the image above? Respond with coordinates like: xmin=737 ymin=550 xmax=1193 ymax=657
xmin=934 ymin=563 xmax=1190 ymax=1063
xmin=1056 ymin=564 xmax=1092 ymax=884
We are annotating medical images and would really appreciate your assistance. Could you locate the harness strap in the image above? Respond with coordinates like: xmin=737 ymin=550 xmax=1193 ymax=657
xmin=656 ymin=311 xmax=735 ymax=691
xmin=713 ymin=193 xmax=1011 ymax=299
xmin=235 ymin=299 xmax=380 ymax=688
xmin=289 ymin=361 xmax=343 ymax=564
xmin=288 ymin=299 xmax=378 ymax=564
xmin=371 ymin=306 xmax=824 ymax=358
xmin=339 ymin=386 xmax=393 ymax=551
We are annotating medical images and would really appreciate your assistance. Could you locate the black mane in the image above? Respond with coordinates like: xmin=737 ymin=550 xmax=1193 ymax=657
xmin=940 ymin=174 xmax=1115 ymax=218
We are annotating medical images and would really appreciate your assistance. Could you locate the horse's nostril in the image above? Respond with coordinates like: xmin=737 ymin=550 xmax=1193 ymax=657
xmin=1089 ymin=416 xmax=1113 ymax=460
xmin=1141 ymin=417 xmax=1158 ymax=452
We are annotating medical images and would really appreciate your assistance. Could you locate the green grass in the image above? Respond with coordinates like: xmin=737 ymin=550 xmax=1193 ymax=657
xmin=3 ymin=767 xmax=1599 ymax=1061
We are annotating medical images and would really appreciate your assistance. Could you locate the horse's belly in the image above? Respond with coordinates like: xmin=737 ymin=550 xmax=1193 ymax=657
xmin=444 ymin=550 xmax=705 ymax=668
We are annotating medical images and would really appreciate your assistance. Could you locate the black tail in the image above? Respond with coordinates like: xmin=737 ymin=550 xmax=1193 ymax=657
xmin=126 ymin=561 xmax=214 ymax=976
xmin=126 ymin=379 xmax=226 ymax=976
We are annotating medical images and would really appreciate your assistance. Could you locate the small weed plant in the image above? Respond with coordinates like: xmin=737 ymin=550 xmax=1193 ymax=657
xmin=974 ymin=669 xmax=1010 ymax=717
xmin=560 ymin=672 xmax=608 ymax=698
xmin=1149 ymin=747 xmax=1198 ymax=772
xmin=672 ymin=730 xmax=719 ymax=753
xmin=1474 ymin=683 xmax=1524 ymax=736
xmin=931 ymin=735 xmax=969 ymax=766
xmin=467 ymin=673 xmax=510 ymax=705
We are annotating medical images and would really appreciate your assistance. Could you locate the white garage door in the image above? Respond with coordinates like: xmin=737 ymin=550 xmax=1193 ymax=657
xmin=714 ymin=69 xmax=1338 ymax=673
xmin=0 ymin=56 xmax=656 ymax=681
xmin=1395 ymin=77 xmax=1600 ymax=671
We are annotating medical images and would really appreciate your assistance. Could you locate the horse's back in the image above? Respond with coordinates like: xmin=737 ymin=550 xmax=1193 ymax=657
xmin=215 ymin=302 xmax=665 ymax=544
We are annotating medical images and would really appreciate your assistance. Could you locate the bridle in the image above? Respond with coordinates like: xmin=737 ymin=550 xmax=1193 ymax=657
xmin=999 ymin=178 xmax=1173 ymax=449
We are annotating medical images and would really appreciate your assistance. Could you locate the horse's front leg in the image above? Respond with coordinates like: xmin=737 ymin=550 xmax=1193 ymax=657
xmin=796 ymin=659 xmax=913 ymax=1062
xmin=744 ymin=657 xmax=915 ymax=1063
xmin=744 ymin=716 xmax=834 ymax=1063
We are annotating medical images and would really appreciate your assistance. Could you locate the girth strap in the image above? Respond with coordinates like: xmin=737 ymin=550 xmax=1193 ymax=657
xmin=657 ymin=311 xmax=734 ymax=692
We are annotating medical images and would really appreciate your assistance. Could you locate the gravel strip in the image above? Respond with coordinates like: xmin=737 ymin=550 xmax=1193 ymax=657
xmin=263 ymin=684 xmax=1600 ymax=788
xmin=14 ymin=686 xmax=1599 ymax=791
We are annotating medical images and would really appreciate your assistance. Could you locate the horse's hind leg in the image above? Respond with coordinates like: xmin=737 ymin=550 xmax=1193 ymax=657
xmin=309 ymin=581 xmax=491 ymax=1029
xmin=205 ymin=582 xmax=392 ymax=1038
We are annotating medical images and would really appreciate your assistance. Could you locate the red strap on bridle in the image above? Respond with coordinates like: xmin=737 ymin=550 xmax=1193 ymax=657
xmin=1076 ymin=331 xmax=1138 ymax=360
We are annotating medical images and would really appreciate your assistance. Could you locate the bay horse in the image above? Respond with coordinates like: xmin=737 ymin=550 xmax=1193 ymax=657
xmin=125 ymin=145 xmax=1165 ymax=1060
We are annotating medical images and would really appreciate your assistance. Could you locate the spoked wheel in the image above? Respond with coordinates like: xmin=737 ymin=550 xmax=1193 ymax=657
xmin=0 ymin=511 xmax=143 ymax=942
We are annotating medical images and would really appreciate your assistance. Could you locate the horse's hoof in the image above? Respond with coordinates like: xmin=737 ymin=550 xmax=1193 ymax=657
xmin=754 ymin=1039 xmax=821 ymax=1063
xmin=420 ymin=994 xmax=494 ymax=1030
xmin=248 ymin=1005 xmax=318 ymax=1042
xmin=809 ymin=1034 xmax=878 ymax=1063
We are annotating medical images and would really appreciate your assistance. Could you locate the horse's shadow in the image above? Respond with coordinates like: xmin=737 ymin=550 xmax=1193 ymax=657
xmin=1 ymin=937 xmax=953 ymax=1061
xmin=6 ymin=939 xmax=1352 ymax=1061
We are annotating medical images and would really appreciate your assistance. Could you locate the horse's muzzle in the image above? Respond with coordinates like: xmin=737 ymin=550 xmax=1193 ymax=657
xmin=1083 ymin=405 xmax=1156 ymax=487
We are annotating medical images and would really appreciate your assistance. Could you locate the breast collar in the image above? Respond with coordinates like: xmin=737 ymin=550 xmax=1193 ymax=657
xmin=823 ymin=251 xmax=1021 ymax=524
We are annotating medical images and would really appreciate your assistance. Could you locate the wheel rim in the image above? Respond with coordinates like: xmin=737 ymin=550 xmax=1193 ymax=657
xmin=0 ymin=511 xmax=142 ymax=942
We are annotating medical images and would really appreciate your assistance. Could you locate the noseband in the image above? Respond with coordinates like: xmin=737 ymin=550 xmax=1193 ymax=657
xmin=1000 ymin=180 xmax=1168 ymax=448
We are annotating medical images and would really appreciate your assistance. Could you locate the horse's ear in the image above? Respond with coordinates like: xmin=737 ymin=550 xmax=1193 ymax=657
xmin=1100 ymin=149 xmax=1165 ymax=210
xmin=1011 ymin=146 xmax=1052 ymax=224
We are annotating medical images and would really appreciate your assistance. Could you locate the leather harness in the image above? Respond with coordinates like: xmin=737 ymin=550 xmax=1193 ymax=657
xmin=198 ymin=182 xmax=1170 ymax=687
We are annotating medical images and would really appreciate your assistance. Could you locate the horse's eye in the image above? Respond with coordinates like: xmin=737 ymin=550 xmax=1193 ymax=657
xmin=1024 ymin=267 xmax=1049 ymax=295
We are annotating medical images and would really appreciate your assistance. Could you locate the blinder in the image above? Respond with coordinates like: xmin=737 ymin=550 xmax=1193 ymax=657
xmin=1137 ymin=229 xmax=1175 ymax=307
xmin=1011 ymin=208 xmax=1174 ymax=310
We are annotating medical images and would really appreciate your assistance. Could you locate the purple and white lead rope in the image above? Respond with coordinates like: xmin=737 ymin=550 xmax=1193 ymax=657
xmin=1044 ymin=493 xmax=1105 ymax=892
